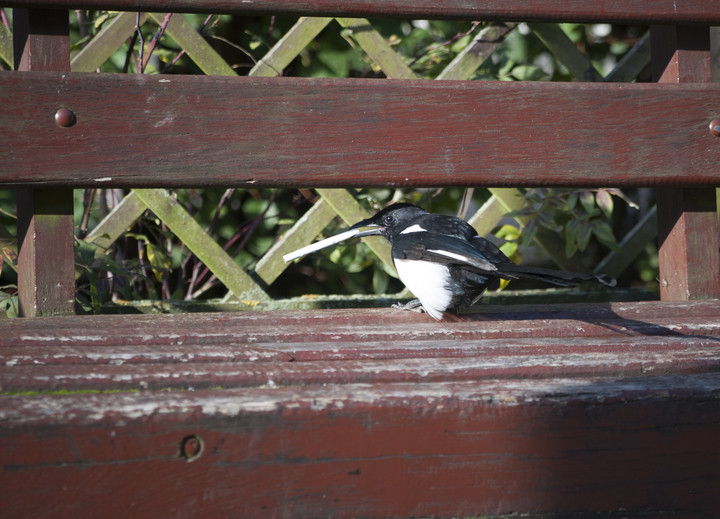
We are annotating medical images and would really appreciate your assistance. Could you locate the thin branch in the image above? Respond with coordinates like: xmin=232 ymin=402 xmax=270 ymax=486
xmin=141 ymin=13 xmax=173 ymax=73
xmin=136 ymin=12 xmax=145 ymax=73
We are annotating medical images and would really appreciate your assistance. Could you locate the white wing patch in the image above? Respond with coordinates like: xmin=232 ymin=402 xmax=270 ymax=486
xmin=399 ymin=224 xmax=427 ymax=234
xmin=427 ymin=249 xmax=470 ymax=262
xmin=427 ymin=248 xmax=497 ymax=271
xmin=394 ymin=259 xmax=453 ymax=320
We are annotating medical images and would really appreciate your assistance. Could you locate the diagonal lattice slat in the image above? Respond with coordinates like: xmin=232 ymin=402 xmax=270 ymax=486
xmin=133 ymin=189 xmax=269 ymax=300
xmin=250 ymin=17 xmax=333 ymax=77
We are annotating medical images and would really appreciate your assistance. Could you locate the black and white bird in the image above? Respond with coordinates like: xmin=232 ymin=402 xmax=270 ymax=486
xmin=349 ymin=203 xmax=616 ymax=320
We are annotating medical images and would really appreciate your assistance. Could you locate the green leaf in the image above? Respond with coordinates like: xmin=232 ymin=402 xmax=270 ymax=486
xmin=499 ymin=241 xmax=518 ymax=259
xmin=577 ymin=221 xmax=593 ymax=252
xmin=494 ymin=223 xmax=520 ymax=241
xmin=536 ymin=210 xmax=562 ymax=233
xmin=372 ymin=268 xmax=389 ymax=294
xmin=146 ymin=242 xmax=171 ymax=282
xmin=564 ymin=220 xmax=579 ymax=258
xmin=566 ymin=191 xmax=579 ymax=211
xmin=520 ymin=219 xmax=538 ymax=249
xmin=579 ymin=190 xmax=595 ymax=214
xmin=565 ymin=237 xmax=578 ymax=258
xmin=510 ymin=64 xmax=547 ymax=81
xmin=591 ymin=220 xmax=619 ymax=251
xmin=595 ymin=189 xmax=614 ymax=219
xmin=605 ymin=188 xmax=639 ymax=210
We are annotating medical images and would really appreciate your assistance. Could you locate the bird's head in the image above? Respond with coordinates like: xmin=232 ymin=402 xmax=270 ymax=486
xmin=349 ymin=203 xmax=428 ymax=240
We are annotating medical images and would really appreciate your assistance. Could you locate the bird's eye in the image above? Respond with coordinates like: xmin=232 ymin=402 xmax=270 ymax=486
xmin=382 ymin=214 xmax=395 ymax=225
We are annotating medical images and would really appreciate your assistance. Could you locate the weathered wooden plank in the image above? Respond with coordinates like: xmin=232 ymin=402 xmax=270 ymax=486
xmin=13 ymin=9 xmax=75 ymax=316
xmin=657 ymin=188 xmax=720 ymax=299
xmin=3 ymin=0 xmax=720 ymax=24
xmin=2 ymin=301 xmax=719 ymax=516
xmin=16 ymin=190 xmax=76 ymax=316
xmin=3 ymin=331 xmax=719 ymax=370
xmin=3 ymin=335 xmax=720 ymax=393
xmin=2 ymin=73 xmax=720 ymax=188
xmin=652 ymin=26 xmax=720 ymax=300
xmin=2 ymin=375 xmax=720 ymax=517
xmin=1 ymin=301 xmax=719 ymax=350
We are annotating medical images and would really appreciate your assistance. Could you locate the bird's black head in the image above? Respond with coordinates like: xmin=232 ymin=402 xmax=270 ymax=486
xmin=349 ymin=203 xmax=428 ymax=240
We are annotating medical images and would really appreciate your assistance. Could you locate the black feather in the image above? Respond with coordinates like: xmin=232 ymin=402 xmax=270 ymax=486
xmin=349 ymin=203 xmax=616 ymax=319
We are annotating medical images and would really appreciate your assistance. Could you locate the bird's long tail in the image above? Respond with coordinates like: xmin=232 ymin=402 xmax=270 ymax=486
xmin=496 ymin=263 xmax=616 ymax=287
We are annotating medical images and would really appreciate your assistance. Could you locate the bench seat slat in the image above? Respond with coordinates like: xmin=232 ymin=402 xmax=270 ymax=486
xmin=2 ymin=375 xmax=720 ymax=517
xmin=2 ymin=302 xmax=720 ymax=348
xmin=4 ymin=0 xmax=720 ymax=24
xmin=3 ymin=335 xmax=720 ymax=393
xmin=2 ymin=304 xmax=719 ymax=516
xmin=2 ymin=73 xmax=720 ymax=188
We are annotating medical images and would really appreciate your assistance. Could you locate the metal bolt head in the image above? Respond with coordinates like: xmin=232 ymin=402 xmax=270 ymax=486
xmin=710 ymin=119 xmax=720 ymax=137
xmin=55 ymin=108 xmax=76 ymax=128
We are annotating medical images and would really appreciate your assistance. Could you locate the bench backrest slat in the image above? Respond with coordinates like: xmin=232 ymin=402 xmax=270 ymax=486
xmin=4 ymin=0 xmax=720 ymax=24
xmin=1 ymin=73 xmax=718 ymax=189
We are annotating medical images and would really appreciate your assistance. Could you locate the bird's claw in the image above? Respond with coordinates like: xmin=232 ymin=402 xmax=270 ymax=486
xmin=392 ymin=299 xmax=426 ymax=314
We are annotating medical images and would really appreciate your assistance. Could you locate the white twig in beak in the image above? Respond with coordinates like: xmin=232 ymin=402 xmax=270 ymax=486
xmin=283 ymin=228 xmax=367 ymax=263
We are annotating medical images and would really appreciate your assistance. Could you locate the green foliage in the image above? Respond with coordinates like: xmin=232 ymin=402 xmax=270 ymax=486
xmin=503 ymin=188 xmax=639 ymax=259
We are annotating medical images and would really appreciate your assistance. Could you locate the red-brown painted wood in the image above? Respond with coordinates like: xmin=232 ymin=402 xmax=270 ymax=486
xmin=1 ymin=73 xmax=720 ymax=188
xmin=13 ymin=10 xmax=75 ymax=316
xmin=651 ymin=26 xmax=720 ymax=300
xmin=3 ymin=0 xmax=720 ymax=24
xmin=1 ymin=301 xmax=720 ymax=517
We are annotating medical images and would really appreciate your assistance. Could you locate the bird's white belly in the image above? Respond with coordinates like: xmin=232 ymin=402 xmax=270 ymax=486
xmin=394 ymin=259 xmax=453 ymax=320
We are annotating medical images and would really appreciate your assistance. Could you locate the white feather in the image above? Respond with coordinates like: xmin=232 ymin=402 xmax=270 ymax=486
xmin=427 ymin=248 xmax=469 ymax=263
xmin=399 ymin=224 xmax=426 ymax=234
xmin=394 ymin=259 xmax=453 ymax=320
xmin=427 ymin=248 xmax=496 ymax=271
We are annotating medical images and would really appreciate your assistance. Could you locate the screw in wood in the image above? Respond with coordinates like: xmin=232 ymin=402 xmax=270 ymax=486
xmin=180 ymin=434 xmax=203 ymax=461
xmin=54 ymin=107 xmax=76 ymax=128
xmin=710 ymin=119 xmax=720 ymax=137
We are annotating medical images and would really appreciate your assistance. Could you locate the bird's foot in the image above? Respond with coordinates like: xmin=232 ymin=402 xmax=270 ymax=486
xmin=392 ymin=299 xmax=426 ymax=314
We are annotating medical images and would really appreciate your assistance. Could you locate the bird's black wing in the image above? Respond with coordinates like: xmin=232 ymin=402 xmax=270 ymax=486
xmin=413 ymin=214 xmax=479 ymax=241
xmin=392 ymin=232 xmax=502 ymax=273
xmin=394 ymin=232 xmax=616 ymax=287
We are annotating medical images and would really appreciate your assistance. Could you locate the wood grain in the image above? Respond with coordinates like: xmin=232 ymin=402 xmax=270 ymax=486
xmin=2 ymin=300 xmax=720 ymax=517
xmin=2 ymin=0 xmax=720 ymax=24
xmin=13 ymin=10 xmax=75 ymax=316
xmin=652 ymin=26 xmax=720 ymax=300
xmin=2 ymin=72 xmax=720 ymax=188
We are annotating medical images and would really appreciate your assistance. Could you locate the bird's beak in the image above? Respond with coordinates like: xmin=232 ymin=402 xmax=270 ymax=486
xmin=351 ymin=225 xmax=385 ymax=238
xmin=349 ymin=216 xmax=384 ymax=237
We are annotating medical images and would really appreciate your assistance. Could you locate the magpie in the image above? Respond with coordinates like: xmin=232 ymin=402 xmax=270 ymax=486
xmin=349 ymin=203 xmax=616 ymax=320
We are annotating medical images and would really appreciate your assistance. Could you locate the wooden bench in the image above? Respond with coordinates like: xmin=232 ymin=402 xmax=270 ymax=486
xmin=2 ymin=1 xmax=720 ymax=517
